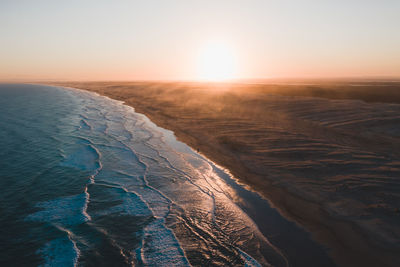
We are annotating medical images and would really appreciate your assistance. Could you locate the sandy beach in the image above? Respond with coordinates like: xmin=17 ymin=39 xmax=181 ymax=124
xmin=47 ymin=81 xmax=400 ymax=266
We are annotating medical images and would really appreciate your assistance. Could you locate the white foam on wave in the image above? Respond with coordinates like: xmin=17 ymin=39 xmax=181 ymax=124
xmin=38 ymin=227 xmax=80 ymax=267
xmin=139 ymin=218 xmax=191 ymax=267
xmin=26 ymin=193 xmax=90 ymax=225
xmin=25 ymin=193 xmax=86 ymax=267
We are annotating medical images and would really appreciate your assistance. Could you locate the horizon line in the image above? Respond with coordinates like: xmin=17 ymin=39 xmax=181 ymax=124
xmin=2 ymin=76 xmax=400 ymax=84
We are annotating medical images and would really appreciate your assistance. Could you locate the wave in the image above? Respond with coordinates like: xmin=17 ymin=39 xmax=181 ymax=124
xmin=37 ymin=227 xmax=80 ymax=267
xmin=25 ymin=193 xmax=90 ymax=226
xmin=60 ymin=143 xmax=101 ymax=172
xmin=139 ymin=218 xmax=191 ymax=266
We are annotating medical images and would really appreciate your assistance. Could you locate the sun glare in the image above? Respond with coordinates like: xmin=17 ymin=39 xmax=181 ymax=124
xmin=197 ymin=42 xmax=237 ymax=81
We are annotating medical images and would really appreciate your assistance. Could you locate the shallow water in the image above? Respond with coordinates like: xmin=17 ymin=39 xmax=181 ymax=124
xmin=0 ymin=84 xmax=334 ymax=266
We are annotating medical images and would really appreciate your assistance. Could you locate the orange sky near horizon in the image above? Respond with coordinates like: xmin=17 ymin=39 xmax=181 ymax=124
xmin=1 ymin=0 xmax=399 ymax=81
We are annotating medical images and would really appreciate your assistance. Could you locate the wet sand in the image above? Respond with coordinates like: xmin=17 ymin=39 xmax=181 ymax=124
xmin=45 ymin=81 xmax=400 ymax=266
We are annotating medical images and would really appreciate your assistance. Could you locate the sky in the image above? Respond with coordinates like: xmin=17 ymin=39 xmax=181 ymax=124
xmin=1 ymin=0 xmax=399 ymax=81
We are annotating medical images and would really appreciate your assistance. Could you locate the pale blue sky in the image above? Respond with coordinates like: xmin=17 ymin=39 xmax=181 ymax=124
xmin=1 ymin=0 xmax=399 ymax=80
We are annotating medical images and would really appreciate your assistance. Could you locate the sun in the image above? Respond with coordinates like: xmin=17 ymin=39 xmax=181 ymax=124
xmin=197 ymin=42 xmax=237 ymax=81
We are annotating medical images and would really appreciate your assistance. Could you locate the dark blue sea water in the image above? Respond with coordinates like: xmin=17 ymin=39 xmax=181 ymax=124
xmin=0 ymin=84 xmax=334 ymax=266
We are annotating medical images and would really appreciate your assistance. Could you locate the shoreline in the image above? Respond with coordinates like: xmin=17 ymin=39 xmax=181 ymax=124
xmin=67 ymin=85 xmax=338 ymax=266
xmin=42 ymin=81 xmax=400 ymax=267
xmin=118 ymin=100 xmax=395 ymax=267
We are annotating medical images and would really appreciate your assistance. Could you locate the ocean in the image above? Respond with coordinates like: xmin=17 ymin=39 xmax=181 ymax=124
xmin=0 ymin=84 xmax=333 ymax=266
